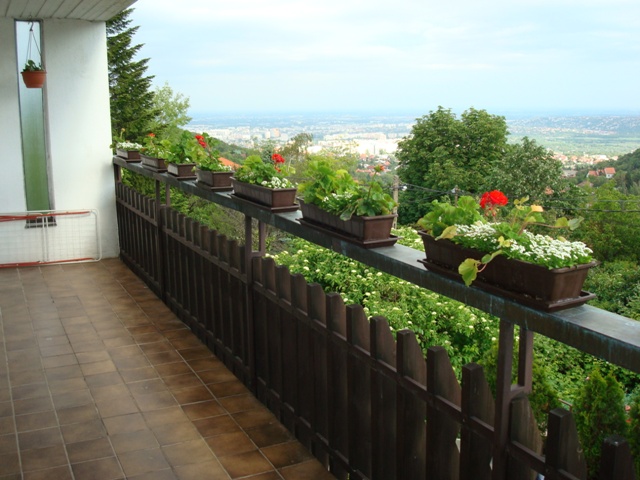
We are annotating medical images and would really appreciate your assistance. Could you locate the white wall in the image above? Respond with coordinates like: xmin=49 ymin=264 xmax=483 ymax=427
xmin=0 ymin=18 xmax=120 ymax=259
xmin=44 ymin=19 xmax=119 ymax=258
xmin=0 ymin=18 xmax=27 ymax=212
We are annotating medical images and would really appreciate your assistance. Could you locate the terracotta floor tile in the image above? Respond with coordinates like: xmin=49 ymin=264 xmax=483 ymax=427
xmin=246 ymin=423 xmax=294 ymax=448
xmin=120 ymin=366 xmax=159 ymax=383
xmin=218 ymin=450 xmax=273 ymax=479
xmin=163 ymin=373 xmax=203 ymax=391
xmin=0 ymin=262 xmax=333 ymax=480
xmin=56 ymin=404 xmax=100 ymax=426
xmin=162 ymin=438 xmax=215 ymax=467
xmin=20 ymin=444 xmax=68 ymax=472
xmin=151 ymin=421 xmax=201 ymax=446
xmin=18 ymin=427 xmax=63 ymax=451
xmin=193 ymin=415 xmax=242 ymax=438
xmin=173 ymin=459 xmax=229 ymax=480
xmin=206 ymin=431 xmax=257 ymax=458
xmin=279 ymin=459 xmax=335 ymax=480
xmin=182 ymin=400 xmax=225 ymax=421
xmin=65 ymin=436 xmax=115 ymax=463
xmin=155 ymin=362 xmax=192 ymax=377
xmin=261 ymin=441 xmax=314 ymax=469
xmin=95 ymin=395 xmax=139 ymax=418
xmin=15 ymin=410 xmax=58 ymax=432
xmin=12 ymin=396 xmax=54 ymax=416
xmin=103 ymin=413 xmax=147 ymax=435
xmin=208 ymin=380 xmax=251 ymax=398
xmin=133 ymin=391 xmax=178 ymax=412
xmin=142 ymin=406 xmax=189 ymax=428
xmin=0 ymin=452 xmax=21 ymax=476
xmin=117 ymin=447 xmax=170 ymax=477
xmin=60 ymin=419 xmax=106 ymax=444
xmin=110 ymin=429 xmax=158 ymax=454
xmin=11 ymin=383 xmax=50 ymax=401
xmin=0 ymin=433 xmax=18 ymax=454
xmin=173 ymin=386 xmax=214 ymax=405
xmin=22 ymin=465 xmax=73 ymax=480
xmin=127 ymin=468 xmax=178 ymax=480
xmin=71 ymin=456 xmax=123 ymax=480
xmin=84 ymin=371 xmax=124 ymax=389
xmin=218 ymin=394 xmax=264 ymax=414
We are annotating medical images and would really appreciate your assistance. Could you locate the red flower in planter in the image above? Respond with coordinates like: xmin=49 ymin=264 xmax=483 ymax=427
xmin=480 ymin=190 xmax=508 ymax=218
xmin=272 ymin=153 xmax=285 ymax=164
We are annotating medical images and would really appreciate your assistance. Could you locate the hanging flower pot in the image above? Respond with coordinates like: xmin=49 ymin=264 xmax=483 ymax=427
xmin=21 ymin=68 xmax=46 ymax=88
xmin=21 ymin=23 xmax=46 ymax=89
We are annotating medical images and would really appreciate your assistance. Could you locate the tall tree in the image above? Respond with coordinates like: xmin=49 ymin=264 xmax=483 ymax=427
xmin=148 ymin=82 xmax=192 ymax=141
xmin=486 ymin=137 xmax=566 ymax=202
xmin=107 ymin=9 xmax=155 ymax=143
xmin=396 ymin=107 xmax=508 ymax=224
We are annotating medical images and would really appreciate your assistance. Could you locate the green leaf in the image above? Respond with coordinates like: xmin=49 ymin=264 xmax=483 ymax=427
xmin=459 ymin=258 xmax=480 ymax=286
xmin=437 ymin=225 xmax=457 ymax=240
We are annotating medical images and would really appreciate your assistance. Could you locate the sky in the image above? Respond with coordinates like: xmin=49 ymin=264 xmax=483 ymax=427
xmin=129 ymin=0 xmax=640 ymax=117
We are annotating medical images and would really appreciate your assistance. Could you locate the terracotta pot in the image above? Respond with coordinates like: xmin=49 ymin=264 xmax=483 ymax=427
xmin=231 ymin=179 xmax=297 ymax=208
xmin=195 ymin=169 xmax=233 ymax=189
xmin=167 ymin=162 xmax=196 ymax=179
xmin=299 ymin=200 xmax=396 ymax=242
xmin=116 ymin=149 xmax=141 ymax=161
xmin=140 ymin=154 xmax=167 ymax=172
xmin=419 ymin=231 xmax=597 ymax=306
xmin=21 ymin=70 xmax=46 ymax=88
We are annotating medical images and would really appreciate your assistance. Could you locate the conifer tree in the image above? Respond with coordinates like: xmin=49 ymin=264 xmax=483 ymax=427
xmin=573 ymin=368 xmax=628 ymax=478
xmin=107 ymin=9 xmax=155 ymax=143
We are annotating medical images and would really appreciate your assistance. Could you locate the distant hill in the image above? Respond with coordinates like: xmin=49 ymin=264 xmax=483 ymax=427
xmin=506 ymin=115 xmax=640 ymax=156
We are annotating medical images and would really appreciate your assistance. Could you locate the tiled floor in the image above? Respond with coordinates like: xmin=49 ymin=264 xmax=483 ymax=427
xmin=0 ymin=259 xmax=335 ymax=480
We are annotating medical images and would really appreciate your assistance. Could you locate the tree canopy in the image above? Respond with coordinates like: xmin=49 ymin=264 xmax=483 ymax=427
xmin=395 ymin=107 xmax=509 ymax=223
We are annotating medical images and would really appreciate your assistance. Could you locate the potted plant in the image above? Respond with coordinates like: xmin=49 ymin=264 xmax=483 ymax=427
xmin=193 ymin=133 xmax=234 ymax=190
xmin=297 ymin=159 xmax=398 ymax=247
xmin=417 ymin=190 xmax=597 ymax=310
xmin=232 ymin=154 xmax=297 ymax=210
xmin=21 ymin=59 xmax=46 ymax=89
xmin=114 ymin=129 xmax=142 ymax=161
xmin=140 ymin=133 xmax=170 ymax=172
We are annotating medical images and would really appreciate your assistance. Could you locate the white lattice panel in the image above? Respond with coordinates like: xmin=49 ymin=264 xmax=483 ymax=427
xmin=0 ymin=210 xmax=101 ymax=267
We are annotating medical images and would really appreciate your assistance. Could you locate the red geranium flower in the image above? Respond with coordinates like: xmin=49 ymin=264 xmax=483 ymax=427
xmin=271 ymin=153 xmax=285 ymax=164
xmin=480 ymin=190 xmax=508 ymax=210
xmin=148 ymin=133 xmax=156 ymax=138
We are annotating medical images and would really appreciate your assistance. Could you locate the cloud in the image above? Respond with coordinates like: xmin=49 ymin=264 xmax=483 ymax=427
xmin=129 ymin=0 xmax=640 ymax=112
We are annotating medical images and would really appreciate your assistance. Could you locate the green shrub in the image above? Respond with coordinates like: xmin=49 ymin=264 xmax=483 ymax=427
xmin=573 ymin=368 xmax=628 ymax=479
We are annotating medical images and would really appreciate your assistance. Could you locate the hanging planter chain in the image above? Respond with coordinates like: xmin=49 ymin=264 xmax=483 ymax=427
xmin=26 ymin=21 xmax=43 ymax=69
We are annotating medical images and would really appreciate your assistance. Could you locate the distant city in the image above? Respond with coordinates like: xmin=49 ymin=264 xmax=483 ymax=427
xmin=188 ymin=111 xmax=640 ymax=167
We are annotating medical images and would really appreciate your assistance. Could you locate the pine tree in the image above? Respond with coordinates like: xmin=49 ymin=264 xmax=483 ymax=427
xmin=107 ymin=9 xmax=156 ymax=143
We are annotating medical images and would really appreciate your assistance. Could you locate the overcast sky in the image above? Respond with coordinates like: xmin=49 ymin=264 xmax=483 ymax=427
xmin=129 ymin=0 xmax=640 ymax=117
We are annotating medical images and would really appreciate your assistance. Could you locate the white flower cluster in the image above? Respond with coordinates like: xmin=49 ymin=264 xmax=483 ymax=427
xmin=260 ymin=176 xmax=294 ymax=189
xmin=116 ymin=141 xmax=143 ymax=150
xmin=453 ymin=223 xmax=593 ymax=269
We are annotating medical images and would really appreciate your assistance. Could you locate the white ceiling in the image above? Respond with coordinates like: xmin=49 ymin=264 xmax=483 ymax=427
xmin=0 ymin=0 xmax=138 ymax=21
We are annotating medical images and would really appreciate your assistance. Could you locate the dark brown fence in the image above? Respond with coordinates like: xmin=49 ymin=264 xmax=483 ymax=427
xmin=114 ymin=176 xmax=637 ymax=480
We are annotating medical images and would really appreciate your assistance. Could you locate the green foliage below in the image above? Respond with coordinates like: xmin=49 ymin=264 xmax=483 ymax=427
xmin=573 ymin=369 xmax=629 ymax=479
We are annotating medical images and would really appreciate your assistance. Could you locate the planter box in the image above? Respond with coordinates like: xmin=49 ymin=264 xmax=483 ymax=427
xmin=195 ymin=169 xmax=233 ymax=190
xmin=419 ymin=231 xmax=597 ymax=310
xmin=140 ymin=154 xmax=167 ymax=172
xmin=167 ymin=162 xmax=196 ymax=179
xmin=299 ymin=200 xmax=396 ymax=243
xmin=116 ymin=149 xmax=141 ymax=162
xmin=231 ymin=179 xmax=297 ymax=209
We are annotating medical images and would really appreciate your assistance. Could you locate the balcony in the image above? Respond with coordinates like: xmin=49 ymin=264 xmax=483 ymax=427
xmin=3 ymin=156 xmax=639 ymax=479
xmin=0 ymin=259 xmax=334 ymax=479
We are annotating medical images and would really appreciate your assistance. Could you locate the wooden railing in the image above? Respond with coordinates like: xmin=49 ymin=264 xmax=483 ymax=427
xmin=114 ymin=158 xmax=640 ymax=480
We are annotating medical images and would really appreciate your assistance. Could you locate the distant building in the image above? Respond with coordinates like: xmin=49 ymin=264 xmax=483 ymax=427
xmin=587 ymin=167 xmax=616 ymax=179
